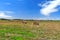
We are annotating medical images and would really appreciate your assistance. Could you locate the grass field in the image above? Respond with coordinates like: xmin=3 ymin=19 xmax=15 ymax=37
xmin=0 ymin=20 xmax=60 ymax=40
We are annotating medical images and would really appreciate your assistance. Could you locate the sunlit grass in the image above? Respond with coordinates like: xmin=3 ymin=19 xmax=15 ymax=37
xmin=0 ymin=20 xmax=60 ymax=40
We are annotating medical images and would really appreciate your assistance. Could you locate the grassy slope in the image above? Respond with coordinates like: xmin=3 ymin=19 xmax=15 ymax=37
xmin=0 ymin=20 xmax=60 ymax=40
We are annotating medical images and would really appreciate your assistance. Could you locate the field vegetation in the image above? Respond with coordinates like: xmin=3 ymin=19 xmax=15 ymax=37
xmin=0 ymin=19 xmax=60 ymax=40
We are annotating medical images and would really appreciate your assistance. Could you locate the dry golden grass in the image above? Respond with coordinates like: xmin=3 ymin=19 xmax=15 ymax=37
xmin=0 ymin=20 xmax=60 ymax=40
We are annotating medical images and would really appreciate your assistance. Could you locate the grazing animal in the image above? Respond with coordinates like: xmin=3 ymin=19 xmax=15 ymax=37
xmin=21 ymin=21 xmax=27 ymax=24
xmin=33 ymin=21 xmax=39 ymax=25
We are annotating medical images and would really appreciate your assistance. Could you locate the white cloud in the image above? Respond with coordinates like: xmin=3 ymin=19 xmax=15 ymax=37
xmin=39 ymin=0 xmax=60 ymax=16
xmin=0 ymin=11 xmax=13 ymax=19
xmin=0 ymin=13 xmax=12 ymax=18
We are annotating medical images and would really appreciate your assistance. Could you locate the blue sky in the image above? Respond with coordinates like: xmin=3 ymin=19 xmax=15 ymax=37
xmin=0 ymin=0 xmax=60 ymax=20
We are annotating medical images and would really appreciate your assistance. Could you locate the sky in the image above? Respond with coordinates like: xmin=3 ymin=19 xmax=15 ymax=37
xmin=0 ymin=0 xmax=60 ymax=20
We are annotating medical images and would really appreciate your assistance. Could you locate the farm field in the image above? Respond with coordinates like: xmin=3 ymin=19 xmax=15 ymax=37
xmin=0 ymin=20 xmax=60 ymax=40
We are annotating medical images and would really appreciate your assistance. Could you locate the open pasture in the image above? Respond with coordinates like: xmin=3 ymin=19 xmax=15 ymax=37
xmin=0 ymin=20 xmax=60 ymax=40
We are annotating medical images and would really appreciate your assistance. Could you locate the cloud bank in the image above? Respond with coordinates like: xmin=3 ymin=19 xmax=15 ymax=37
xmin=0 ymin=11 xmax=13 ymax=19
xmin=39 ymin=0 xmax=60 ymax=16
